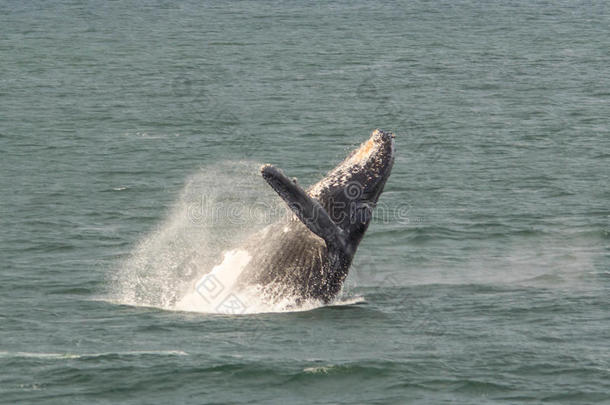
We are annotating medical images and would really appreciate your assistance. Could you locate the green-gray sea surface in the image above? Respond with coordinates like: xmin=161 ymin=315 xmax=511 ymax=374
xmin=1 ymin=1 xmax=608 ymax=404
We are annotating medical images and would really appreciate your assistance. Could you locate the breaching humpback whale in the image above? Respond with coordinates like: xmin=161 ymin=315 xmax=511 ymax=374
xmin=234 ymin=129 xmax=395 ymax=305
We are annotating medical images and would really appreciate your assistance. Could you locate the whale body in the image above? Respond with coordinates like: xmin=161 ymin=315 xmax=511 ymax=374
xmin=232 ymin=129 xmax=395 ymax=305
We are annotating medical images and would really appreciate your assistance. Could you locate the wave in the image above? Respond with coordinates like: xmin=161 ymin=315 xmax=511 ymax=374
xmin=0 ymin=350 xmax=188 ymax=360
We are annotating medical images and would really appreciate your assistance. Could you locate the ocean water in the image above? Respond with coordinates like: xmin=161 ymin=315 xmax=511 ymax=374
xmin=1 ymin=0 xmax=609 ymax=403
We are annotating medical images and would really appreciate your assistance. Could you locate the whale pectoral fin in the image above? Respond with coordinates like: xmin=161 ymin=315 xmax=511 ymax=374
xmin=261 ymin=164 xmax=346 ymax=250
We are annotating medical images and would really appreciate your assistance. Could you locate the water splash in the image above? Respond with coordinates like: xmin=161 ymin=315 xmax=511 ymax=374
xmin=109 ymin=161 xmax=354 ymax=314
xmin=109 ymin=161 xmax=274 ymax=310
xmin=173 ymin=247 xmax=361 ymax=314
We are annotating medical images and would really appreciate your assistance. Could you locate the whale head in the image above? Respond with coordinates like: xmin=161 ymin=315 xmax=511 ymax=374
xmin=309 ymin=129 xmax=395 ymax=247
